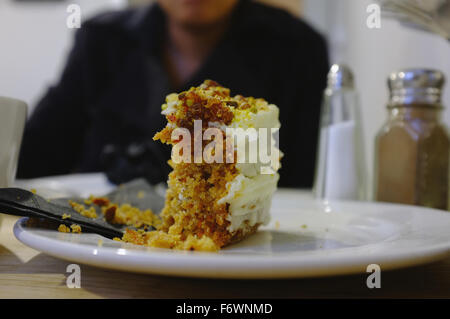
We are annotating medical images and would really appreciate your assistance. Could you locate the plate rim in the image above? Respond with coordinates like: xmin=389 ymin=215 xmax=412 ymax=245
xmin=13 ymin=198 xmax=450 ymax=279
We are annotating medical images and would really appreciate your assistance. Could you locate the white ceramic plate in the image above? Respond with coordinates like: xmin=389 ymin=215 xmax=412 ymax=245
xmin=13 ymin=184 xmax=450 ymax=279
xmin=14 ymin=173 xmax=116 ymax=198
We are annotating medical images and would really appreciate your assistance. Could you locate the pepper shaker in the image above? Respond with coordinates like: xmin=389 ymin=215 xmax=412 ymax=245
xmin=374 ymin=69 xmax=450 ymax=210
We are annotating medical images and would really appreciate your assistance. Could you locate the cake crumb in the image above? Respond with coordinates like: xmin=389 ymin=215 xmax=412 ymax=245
xmin=68 ymin=200 xmax=98 ymax=219
xmin=91 ymin=196 xmax=110 ymax=207
xmin=122 ymin=229 xmax=219 ymax=252
xmin=70 ymin=224 xmax=82 ymax=233
xmin=101 ymin=203 xmax=160 ymax=229
xmin=58 ymin=223 xmax=81 ymax=233
xmin=58 ymin=224 xmax=71 ymax=233
xmin=62 ymin=213 xmax=71 ymax=220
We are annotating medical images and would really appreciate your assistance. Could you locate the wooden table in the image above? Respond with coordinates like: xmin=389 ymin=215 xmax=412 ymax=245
xmin=1 ymin=213 xmax=450 ymax=299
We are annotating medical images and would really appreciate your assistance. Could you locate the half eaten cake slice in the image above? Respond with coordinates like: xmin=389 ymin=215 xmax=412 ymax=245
xmin=151 ymin=80 xmax=281 ymax=250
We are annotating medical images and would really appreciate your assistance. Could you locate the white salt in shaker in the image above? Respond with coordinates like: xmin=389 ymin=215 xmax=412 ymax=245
xmin=313 ymin=64 xmax=367 ymax=200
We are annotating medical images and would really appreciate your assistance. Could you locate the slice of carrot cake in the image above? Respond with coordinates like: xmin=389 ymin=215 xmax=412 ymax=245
xmin=150 ymin=80 xmax=281 ymax=250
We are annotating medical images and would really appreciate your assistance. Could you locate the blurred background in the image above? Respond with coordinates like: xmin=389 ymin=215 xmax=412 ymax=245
xmin=1 ymin=0 xmax=450 ymax=192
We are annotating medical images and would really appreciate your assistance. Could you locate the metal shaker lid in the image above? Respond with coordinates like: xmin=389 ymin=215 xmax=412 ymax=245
xmin=327 ymin=64 xmax=355 ymax=91
xmin=388 ymin=69 xmax=445 ymax=107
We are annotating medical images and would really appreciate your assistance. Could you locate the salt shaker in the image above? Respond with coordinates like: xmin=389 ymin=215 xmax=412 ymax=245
xmin=313 ymin=64 xmax=367 ymax=200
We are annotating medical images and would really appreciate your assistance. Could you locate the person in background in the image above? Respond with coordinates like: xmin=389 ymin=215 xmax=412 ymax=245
xmin=17 ymin=0 xmax=329 ymax=188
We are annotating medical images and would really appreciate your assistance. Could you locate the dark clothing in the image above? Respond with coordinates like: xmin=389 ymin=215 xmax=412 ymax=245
xmin=18 ymin=1 xmax=329 ymax=188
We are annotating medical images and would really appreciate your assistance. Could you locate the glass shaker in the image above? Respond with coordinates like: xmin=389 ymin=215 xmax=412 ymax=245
xmin=374 ymin=69 xmax=450 ymax=210
xmin=313 ymin=64 xmax=367 ymax=200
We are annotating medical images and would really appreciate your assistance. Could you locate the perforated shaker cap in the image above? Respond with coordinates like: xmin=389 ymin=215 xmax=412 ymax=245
xmin=327 ymin=64 xmax=355 ymax=91
xmin=388 ymin=69 xmax=445 ymax=107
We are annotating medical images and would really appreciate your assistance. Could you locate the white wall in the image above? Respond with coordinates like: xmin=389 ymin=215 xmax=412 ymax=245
xmin=0 ymin=0 xmax=127 ymax=113
xmin=304 ymin=0 xmax=450 ymax=193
